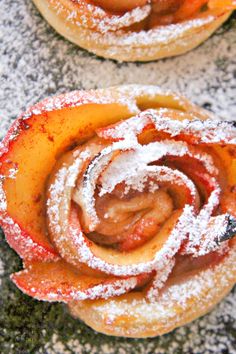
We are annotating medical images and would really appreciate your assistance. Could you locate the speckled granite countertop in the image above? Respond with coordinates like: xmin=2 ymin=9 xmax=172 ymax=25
xmin=0 ymin=1 xmax=236 ymax=353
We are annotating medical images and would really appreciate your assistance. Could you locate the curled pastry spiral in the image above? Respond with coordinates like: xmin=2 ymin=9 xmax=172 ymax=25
xmin=0 ymin=86 xmax=235 ymax=337
xmin=32 ymin=0 xmax=236 ymax=61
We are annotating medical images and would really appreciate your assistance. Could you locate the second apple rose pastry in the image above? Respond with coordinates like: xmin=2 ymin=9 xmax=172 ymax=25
xmin=0 ymin=85 xmax=236 ymax=337
xmin=32 ymin=0 xmax=236 ymax=61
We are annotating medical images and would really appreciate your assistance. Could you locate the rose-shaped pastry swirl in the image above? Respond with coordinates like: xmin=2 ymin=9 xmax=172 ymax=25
xmin=0 ymin=86 xmax=236 ymax=338
xmin=32 ymin=0 xmax=236 ymax=61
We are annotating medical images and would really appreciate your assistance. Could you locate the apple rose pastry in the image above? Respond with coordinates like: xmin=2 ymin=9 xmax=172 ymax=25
xmin=32 ymin=0 xmax=236 ymax=61
xmin=0 ymin=85 xmax=236 ymax=338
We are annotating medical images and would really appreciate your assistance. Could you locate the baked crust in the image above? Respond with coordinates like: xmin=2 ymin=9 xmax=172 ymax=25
xmin=32 ymin=0 xmax=232 ymax=61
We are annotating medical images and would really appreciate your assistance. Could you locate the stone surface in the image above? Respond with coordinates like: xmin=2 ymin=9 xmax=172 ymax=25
xmin=0 ymin=1 xmax=236 ymax=353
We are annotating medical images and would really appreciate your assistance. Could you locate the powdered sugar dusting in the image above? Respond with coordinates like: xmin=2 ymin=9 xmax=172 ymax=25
xmin=23 ymin=272 xmax=140 ymax=302
xmin=51 ymin=0 xmax=151 ymax=33
xmin=47 ymin=166 xmax=68 ymax=235
xmin=1 ymin=1 xmax=235 ymax=350
xmin=148 ymin=109 xmax=236 ymax=144
xmin=91 ymin=245 xmax=236 ymax=336
xmin=76 ymin=2 xmax=151 ymax=33
xmin=99 ymin=139 xmax=218 ymax=194
xmin=147 ymin=258 xmax=175 ymax=301
xmin=82 ymin=277 xmax=138 ymax=300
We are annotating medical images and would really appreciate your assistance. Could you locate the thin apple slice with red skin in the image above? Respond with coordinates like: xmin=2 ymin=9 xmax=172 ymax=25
xmin=166 ymin=250 xmax=228 ymax=287
xmin=162 ymin=154 xmax=221 ymax=200
xmin=1 ymin=216 xmax=59 ymax=262
xmin=0 ymin=90 xmax=136 ymax=261
xmin=92 ymin=0 xmax=148 ymax=12
xmin=214 ymin=145 xmax=236 ymax=218
xmin=97 ymin=109 xmax=236 ymax=146
xmin=11 ymin=260 xmax=151 ymax=302
xmin=179 ymin=166 xmax=218 ymax=209
xmin=0 ymin=116 xmax=58 ymax=260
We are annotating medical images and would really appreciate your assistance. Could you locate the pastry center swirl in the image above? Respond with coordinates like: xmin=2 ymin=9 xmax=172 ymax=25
xmin=46 ymin=108 xmax=236 ymax=300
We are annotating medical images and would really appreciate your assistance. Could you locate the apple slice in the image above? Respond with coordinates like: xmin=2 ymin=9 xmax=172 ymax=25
xmin=11 ymin=260 xmax=149 ymax=302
